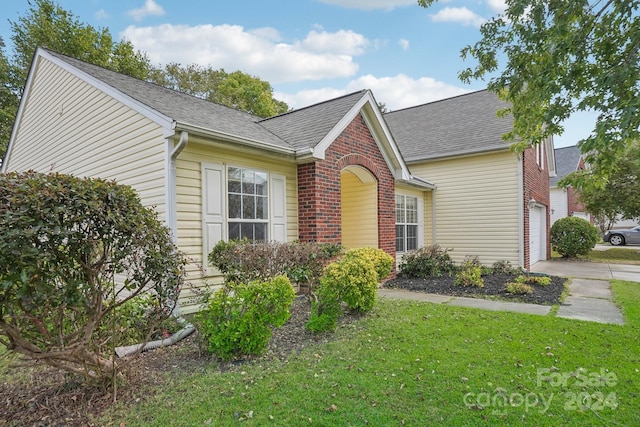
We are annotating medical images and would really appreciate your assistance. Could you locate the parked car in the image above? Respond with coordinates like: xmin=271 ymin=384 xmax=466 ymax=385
xmin=603 ymin=226 xmax=640 ymax=246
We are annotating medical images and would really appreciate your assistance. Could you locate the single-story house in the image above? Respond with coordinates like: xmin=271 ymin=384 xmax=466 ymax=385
xmin=549 ymin=145 xmax=591 ymax=224
xmin=2 ymin=48 xmax=555 ymax=313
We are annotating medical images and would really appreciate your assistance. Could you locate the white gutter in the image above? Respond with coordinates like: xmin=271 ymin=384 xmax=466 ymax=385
xmin=517 ymin=153 xmax=524 ymax=268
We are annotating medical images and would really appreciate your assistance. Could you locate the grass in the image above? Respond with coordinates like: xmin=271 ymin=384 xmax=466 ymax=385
xmin=551 ymin=247 xmax=640 ymax=264
xmin=102 ymin=281 xmax=640 ymax=426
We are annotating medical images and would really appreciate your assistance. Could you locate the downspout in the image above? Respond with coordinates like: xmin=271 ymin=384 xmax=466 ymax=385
xmin=517 ymin=153 xmax=524 ymax=269
xmin=168 ymin=131 xmax=189 ymax=240
xmin=431 ymin=188 xmax=438 ymax=244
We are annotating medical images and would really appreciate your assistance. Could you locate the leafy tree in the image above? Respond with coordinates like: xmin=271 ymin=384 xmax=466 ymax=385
xmin=562 ymin=140 xmax=640 ymax=231
xmin=149 ymin=63 xmax=289 ymax=117
xmin=418 ymin=0 xmax=640 ymax=175
xmin=0 ymin=171 xmax=187 ymax=382
xmin=0 ymin=38 xmax=18 ymax=161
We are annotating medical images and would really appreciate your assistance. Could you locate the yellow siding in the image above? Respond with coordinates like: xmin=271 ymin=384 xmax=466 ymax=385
xmin=175 ymin=142 xmax=298 ymax=313
xmin=409 ymin=151 xmax=520 ymax=265
xmin=6 ymin=57 xmax=167 ymax=218
xmin=341 ymin=170 xmax=377 ymax=249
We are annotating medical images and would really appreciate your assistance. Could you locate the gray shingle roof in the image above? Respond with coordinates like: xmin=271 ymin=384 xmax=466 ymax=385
xmin=46 ymin=50 xmax=291 ymax=149
xmin=550 ymin=145 xmax=582 ymax=187
xmin=259 ymin=91 xmax=368 ymax=151
xmin=384 ymin=89 xmax=514 ymax=162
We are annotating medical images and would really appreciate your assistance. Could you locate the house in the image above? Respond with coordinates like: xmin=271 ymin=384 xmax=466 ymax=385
xmin=2 ymin=49 xmax=554 ymax=313
xmin=385 ymin=90 xmax=556 ymax=270
xmin=549 ymin=145 xmax=591 ymax=225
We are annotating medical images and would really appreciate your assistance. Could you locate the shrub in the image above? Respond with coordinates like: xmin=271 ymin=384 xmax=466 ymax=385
xmin=0 ymin=171 xmax=186 ymax=382
xmin=345 ymin=247 xmax=394 ymax=280
xmin=398 ymin=245 xmax=457 ymax=278
xmin=209 ymin=240 xmax=342 ymax=291
xmin=491 ymin=260 xmax=520 ymax=275
xmin=506 ymin=282 xmax=534 ymax=295
xmin=307 ymin=253 xmax=379 ymax=333
xmin=195 ymin=275 xmax=295 ymax=360
xmin=550 ymin=217 xmax=600 ymax=258
xmin=454 ymin=259 xmax=484 ymax=287
xmin=514 ymin=274 xmax=552 ymax=286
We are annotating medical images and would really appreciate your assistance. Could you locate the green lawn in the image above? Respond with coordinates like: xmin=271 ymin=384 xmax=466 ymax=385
xmin=102 ymin=280 xmax=640 ymax=426
xmin=587 ymin=248 xmax=640 ymax=264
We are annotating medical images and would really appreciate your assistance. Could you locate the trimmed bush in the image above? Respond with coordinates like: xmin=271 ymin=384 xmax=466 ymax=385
xmin=195 ymin=275 xmax=295 ymax=360
xmin=398 ymin=245 xmax=457 ymax=278
xmin=345 ymin=247 xmax=394 ymax=280
xmin=550 ymin=217 xmax=599 ymax=258
xmin=0 ymin=171 xmax=186 ymax=381
xmin=454 ymin=258 xmax=484 ymax=287
xmin=514 ymin=274 xmax=551 ymax=286
xmin=506 ymin=282 xmax=534 ymax=295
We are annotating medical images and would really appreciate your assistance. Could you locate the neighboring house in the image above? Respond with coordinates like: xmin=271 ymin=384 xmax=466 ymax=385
xmin=549 ymin=145 xmax=591 ymax=224
xmin=2 ymin=49 xmax=554 ymax=312
xmin=385 ymin=90 xmax=556 ymax=270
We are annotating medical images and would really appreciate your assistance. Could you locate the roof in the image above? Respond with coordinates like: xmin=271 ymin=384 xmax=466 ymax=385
xmin=384 ymin=89 xmax=514 ymax=162
xmin=550 ymin=145 xmax=583 ymax=187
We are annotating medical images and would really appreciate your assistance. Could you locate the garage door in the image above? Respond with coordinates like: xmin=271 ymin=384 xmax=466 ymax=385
xmin=529 ymin=206 xmax=544 ymax=265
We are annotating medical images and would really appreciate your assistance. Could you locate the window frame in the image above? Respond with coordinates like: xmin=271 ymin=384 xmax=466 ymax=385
xmin=395 ymin=193 xmax=420 ymax=253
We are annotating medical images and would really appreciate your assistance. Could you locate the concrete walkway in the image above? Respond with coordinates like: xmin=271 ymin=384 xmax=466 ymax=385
xmin=379 ymin=259 xmax=639 ymax=325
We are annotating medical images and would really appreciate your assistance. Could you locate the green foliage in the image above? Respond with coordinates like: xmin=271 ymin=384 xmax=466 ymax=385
xmin=307 ymin=253 xmax=379 ymax=333
xmin=454 ymin=259 xmax=484 ymax=288
xmin=195 ymin=276 xmax=295 ymax=360
xmin=418 ymin=0 xmax=640 ymax=177
xmin=550 ymin=217 xmax=600 ymax=258
xmin=505 ymin=282 xmax=534 ymax=295
xmin=562 ymin=140 xmax=640 ymax=231
xmin=209 ymin=239 xmax=342 ymax=291
xmin=398 ymin=245 xmax=457 ymax=278
xmin=514 ymin=274 xmax=551 ymax=287
xmin=345 ymin=247 xmax=394 ymax=280
xmin=148 ymin=63 xmax=289 ymax=117
xmin=0 ymin=171 xmax=186 ymax=381
xmin=0 ymin=38 xmax=18 ymax=159
xmin=491 ymin=259 xmax=520 ymax=275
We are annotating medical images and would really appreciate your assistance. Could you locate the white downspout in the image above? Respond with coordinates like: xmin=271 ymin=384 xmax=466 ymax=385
xmin=431 ymin=188 xmax=438 ymax=244
xmin=167 ymin=131 xmax=189 ymax=242
xmin=517 ymin=153 xmax=524 ymax=269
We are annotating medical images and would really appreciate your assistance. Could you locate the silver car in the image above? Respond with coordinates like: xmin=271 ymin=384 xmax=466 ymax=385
xmin=603 ymin=226 xmax=640 ymax=246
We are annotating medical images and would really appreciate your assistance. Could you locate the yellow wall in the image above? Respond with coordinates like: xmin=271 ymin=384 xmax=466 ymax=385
xmin=409 ymin=150 xmax=520 ymax=265
xmin=341 ymin=169 xmax=378 ymax=249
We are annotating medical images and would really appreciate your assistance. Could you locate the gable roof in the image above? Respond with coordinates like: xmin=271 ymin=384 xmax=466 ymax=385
xmin=550 ymin=145 xmax=583 ymax=187
xmin=384 ymin=89 xmax=514 ymax=162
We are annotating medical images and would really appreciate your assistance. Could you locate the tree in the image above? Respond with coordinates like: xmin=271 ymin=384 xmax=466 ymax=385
xmin=0 ymin=38 xmax=18 ymax=161
xmin=149 ymin=63 xmax=289 ymax=117
xmin=562 ymin=140 xmax=640 ymax=231
xmin=0 ymin=172 xmax=187 ymax=382
xmin=418 ymin=0 xmax=640 ymax=175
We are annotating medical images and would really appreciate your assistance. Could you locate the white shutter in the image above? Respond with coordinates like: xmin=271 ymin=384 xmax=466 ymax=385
xmin=270 ymin=174 xmax=287 ymax=242
xmin=202 ymin=163 xmax=225 ymax=268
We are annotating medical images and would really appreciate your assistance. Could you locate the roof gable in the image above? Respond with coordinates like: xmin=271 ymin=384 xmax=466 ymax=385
xmin=550 ymin=145 xmax=583 ymax=187
xmin=384 ymin=89 xmax=514 ymax=162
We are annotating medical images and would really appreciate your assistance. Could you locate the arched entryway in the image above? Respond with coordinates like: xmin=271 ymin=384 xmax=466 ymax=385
xmin=341 ymin=165 xmax=378 ymax=249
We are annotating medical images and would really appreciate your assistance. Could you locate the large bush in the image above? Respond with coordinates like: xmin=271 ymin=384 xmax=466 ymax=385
xmin=209 ymin=239 xmax=342 ymax=291
xmin=195 ymin=275 xmax=295 ymax=360
xmin=0 ymin=171 xmax=186 ymax=381
xmin=345 ymin=247 xmax=394 ymax=280
xmin=550 ymin=216 xmax=600 ymax=258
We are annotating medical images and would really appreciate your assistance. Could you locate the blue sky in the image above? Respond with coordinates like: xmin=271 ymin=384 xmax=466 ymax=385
xmin=1 ymin=0 xmax=594 ymax=147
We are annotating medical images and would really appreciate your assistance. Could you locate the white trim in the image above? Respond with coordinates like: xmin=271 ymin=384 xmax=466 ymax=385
xmin=517 ymin=154 xmax=524 ymax=268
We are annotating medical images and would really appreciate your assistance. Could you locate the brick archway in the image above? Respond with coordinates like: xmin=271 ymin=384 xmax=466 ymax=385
xmin=297 ymin=113 xmax=396 ymax=262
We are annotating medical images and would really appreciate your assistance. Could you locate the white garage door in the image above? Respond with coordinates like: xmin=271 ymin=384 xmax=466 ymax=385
xmin=529 ymin=206 xmax=545 ymax=265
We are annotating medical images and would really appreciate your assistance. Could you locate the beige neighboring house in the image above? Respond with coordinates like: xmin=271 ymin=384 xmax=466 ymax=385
xmin=2 ymin=49 xmax=555 ymax=313
xmin=385 ymin=90 xmax=556 ymax=270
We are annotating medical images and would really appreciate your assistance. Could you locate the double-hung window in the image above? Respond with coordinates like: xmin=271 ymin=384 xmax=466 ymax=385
xmin=227 ymin=167 xmax=268 ymax=241
xmin=396 ymin=194 xmax=418 ymax=253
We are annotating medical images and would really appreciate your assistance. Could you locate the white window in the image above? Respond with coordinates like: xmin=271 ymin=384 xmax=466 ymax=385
xmin=536 ymin=142 xmax=545 ymax=170
xmin=202 ymin=163 xmax=286 ymax=265
xmin=396 ymin=194 xmax=419 ymax=253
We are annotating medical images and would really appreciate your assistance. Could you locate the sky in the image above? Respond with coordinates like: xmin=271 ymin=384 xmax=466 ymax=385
xmin=0 ymin=0 xmax=595 ymax=148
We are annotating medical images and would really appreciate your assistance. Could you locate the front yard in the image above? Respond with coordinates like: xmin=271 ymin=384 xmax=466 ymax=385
xmin=3 ymin=280 xmax=638 ymax=426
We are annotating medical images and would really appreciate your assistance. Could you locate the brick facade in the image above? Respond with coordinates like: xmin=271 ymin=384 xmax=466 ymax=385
xmin=522 ymin=145 xmax=551 ymax=270
xmin=297 ymin=113 xmax=397 ymax=263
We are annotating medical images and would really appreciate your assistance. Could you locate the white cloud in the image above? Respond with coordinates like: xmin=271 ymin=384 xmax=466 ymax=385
xmin=121 ymin=24 xmax=368 ymax=83
xmin=430 ymin=7 xmax=486 ymax=27
xmin=127 ymin=0 xmax=165 ymax=22
xmin=398 ymin=38 xmax=409 ymax=51
xmin=95 ymin=9 xmax=109 ymax=20
xmin=486 ymin=0 xmax=507 ymax=14
xmin=317 ymin=0 xmax=417 ymax=10
xmin=276 ymin=74 xmax=469 ymax=110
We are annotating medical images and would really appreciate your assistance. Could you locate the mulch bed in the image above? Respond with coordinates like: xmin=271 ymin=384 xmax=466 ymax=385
xmin=384 ymin=272 xmax=567 ymax=305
